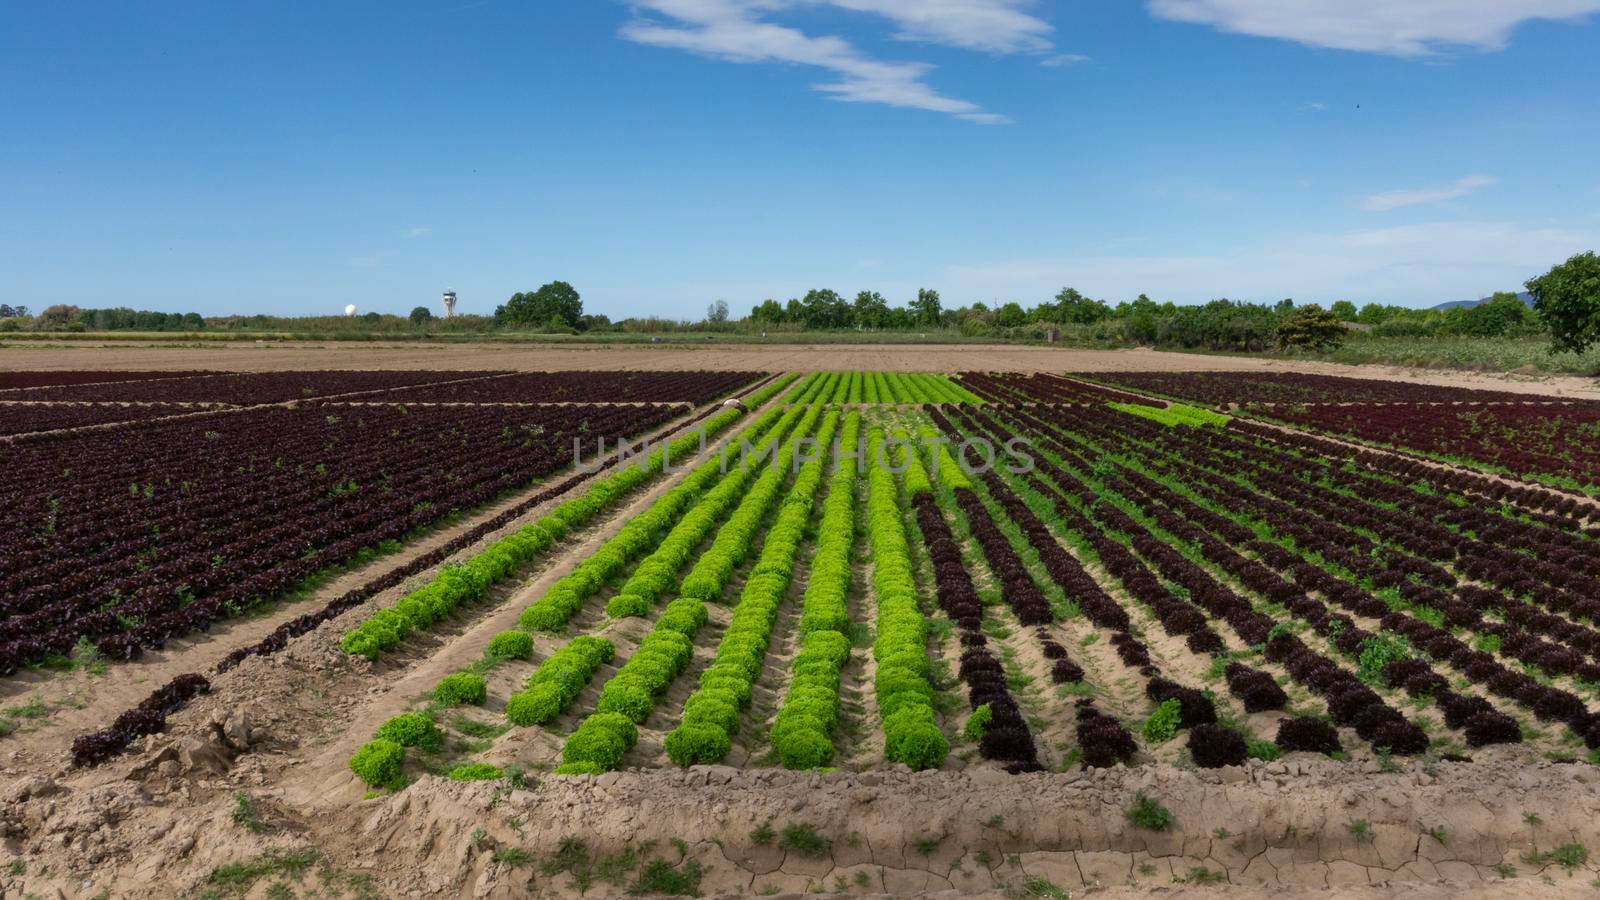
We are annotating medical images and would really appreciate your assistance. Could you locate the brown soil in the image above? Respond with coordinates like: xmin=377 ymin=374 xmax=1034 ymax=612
xmin=2 ymin=341 xmax=1596 ymax=400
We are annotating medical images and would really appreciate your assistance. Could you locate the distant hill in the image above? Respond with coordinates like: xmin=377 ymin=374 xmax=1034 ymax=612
xmin=1432 ymin=292 xmax=1534 ymax=311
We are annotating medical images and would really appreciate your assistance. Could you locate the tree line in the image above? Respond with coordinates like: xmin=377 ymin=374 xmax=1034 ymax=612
xmin=4 ymin=252 xmax=1595 ymax=355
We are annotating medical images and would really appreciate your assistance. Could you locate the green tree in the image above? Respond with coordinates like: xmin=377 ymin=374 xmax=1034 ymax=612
xmin=751 ymin=299 xmax=785 ymax=324
xmin=1457 ymin=291 xmax=1531 ymax=337
xmin=799 ymin=289 xmax=852 ymax=329
xmin=853 ymin=290 xmax=890 ymax=328
xmin=409 ymin=306 xmax=434 ymax=325
xmin=911 ymin=288 xmax=943 ymax=326
xmin=1330 ymin=300 xmax=1358 ymax=322
xmin=706 ymin=299 xmax=729 ymax=323
xmin=496 ymin=281 xmax=583 ymax=329
xmin=1052 ymin=287 xmax=1112 ymax=324
xmin=1275 ymin=304 xmax=1346 ymax=351
xmin=1526 ymin=252 xmax=1600 ymax=354
xmin=995 ymin=301 xmax=1027 ymax=328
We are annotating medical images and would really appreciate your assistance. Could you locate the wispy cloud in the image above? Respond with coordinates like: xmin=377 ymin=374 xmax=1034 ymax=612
xmin=830 ymin=0 xmax=1053 ymax=53
xmin=348 ymin=250 xmax=396 ymax=269
xmin=1147 ymin=0 xmax=1600 ymax=56
xmin=1040 ymin=53 xmax=1090 ymax=67
xmin=1298 ymin=100 xmax=1327 ymax=112
xmin=1360 ymin=174 xmax=1497 ymax=212
xmin=405 ymin=226 xmax=433 ymax=238
xmin=619 ymin=1 xmax=1054 ymax=123
xmin=940 ymin=220 xmax=1594 ymax=305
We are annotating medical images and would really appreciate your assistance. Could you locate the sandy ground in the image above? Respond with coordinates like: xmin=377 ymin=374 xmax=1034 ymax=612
xmin=1 ymin=341 xmax=1596 ymax=399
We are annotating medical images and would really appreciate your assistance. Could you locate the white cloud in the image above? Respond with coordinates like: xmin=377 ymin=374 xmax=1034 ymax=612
xmin=1147 ymin=0 xmax=1600 ymax=56
xmin=830 ymin=0 xmax=1053 ymax=53
xmin=405 ymin=227 xmax=433 ymax=238
xmin=939 ymin=220 xmax=1593 ymax=305
xmin=619 ymin=1 xmax=1045 ymax=122
xmin=1040 ymin=53 xmax=1090 ymax=67
xmin=1298 ymin=100 xmax=1327 ymax=112
xmin=1359 ymin=174 xmax=1496 ymax=212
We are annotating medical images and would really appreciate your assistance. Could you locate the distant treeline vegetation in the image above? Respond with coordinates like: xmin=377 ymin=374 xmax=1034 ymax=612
xmin=5 ymin=252 xmax=1594 ymax=357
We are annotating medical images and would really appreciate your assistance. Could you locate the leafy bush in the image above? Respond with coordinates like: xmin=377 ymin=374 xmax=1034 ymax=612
xmin=349 ymin=739 xmax=405 ymax=787
xmin=505 ymin=684 xmax=563 ymax=726
xmin=375 ymin=712 xmax=442 ymax=751
xmin=664 ymin=725 xmax=732 ymax=766
xmin=774 ymin=726 xmax=834 ymax=770
xmin=486 ymin=631 xmax=534 ymax=660
xmin=1141 ymin=699 xmax=1181 ymax=744
xmin=963 ymin=704 xmax=993 ymax=742
xmin=434 ymin=672 xmax=487 ymax=706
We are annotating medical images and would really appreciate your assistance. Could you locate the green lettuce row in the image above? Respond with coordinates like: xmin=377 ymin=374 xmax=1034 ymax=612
xmin=662 ymin=409 xmax=843 ymax=767
xmin=337 ymin=373 xmax=796 ymax=661
xmin=517 ymin=397 xmax=801 ymax=631
xmin=675 ymin=402 xmax=828 ymax=602
xmin=862 ymin=372 xmax=880 ymax=404
xmin=874 ymin=372 xmax=897 ymax=402
xmin=772 ymin=411 xmax=862 ymax=768
xmin=557 ymin=406 xmax=833 ymax=771
xmin=845 ymin=372 xmax=864 ymax=404
xmin=797 ymin=411 xmax=862 ymax=636
xmin=607 ymin=399 xmax=815 ymax=618
xmin=552 ymin=599 xmax=706 ymax=763
xmin=867 ymin=426 xmax=948 ymax=770
xmin=935 ymin=374 xmax=984 ymax=404
xmin=504 ymin=635 xmax=614 ymax=726
xmin=916 ymin=424 xmax=973 ymax=491
xmin=828 ymin=372 xmax=850 ymax=404
xmin=784 ymin=372 xmax=825 ymax=404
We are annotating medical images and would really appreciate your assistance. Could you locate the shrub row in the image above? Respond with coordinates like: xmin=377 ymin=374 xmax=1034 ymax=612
xmin=505 ymin=635 xmax=615 ymax=726
xmin=520 ymin=400 xmax=800 ymax=631
xmin=677 ymin=403 xmax=828 ymax=602
xmin=772 ymin=412 xmax=862 ymax=768
xmin=336 ymin=378 xmax=797 ymax=661
xmin=664 ymin=410 xmax=843 ymax=767
xmin=608 ymin=401 xmax=815 ymax=617
xmin=866 ymin=426 xmax=949 ymax=771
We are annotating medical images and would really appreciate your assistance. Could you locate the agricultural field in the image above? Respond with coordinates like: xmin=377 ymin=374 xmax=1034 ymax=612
xmin=2 ymin=362 xmax=1599 ymax=898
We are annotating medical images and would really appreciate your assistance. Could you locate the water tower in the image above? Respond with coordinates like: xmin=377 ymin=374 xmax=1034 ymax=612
xmin=344 ymin=304 xmax=358 ymax=318
xmin=442 ymin=289 xmax=458 ymax=318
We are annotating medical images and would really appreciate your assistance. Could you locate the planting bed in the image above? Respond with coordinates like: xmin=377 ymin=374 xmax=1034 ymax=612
xmin=2 ymin=363 xmax=1598 ymax=899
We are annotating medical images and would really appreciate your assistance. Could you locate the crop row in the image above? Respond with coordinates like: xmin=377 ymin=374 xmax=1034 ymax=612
xmin=661 ymin=408 xmax=844 ymax=767
xmin=770 ymin=411 xmax=863 ymax=768
xmin=0 ymin=402 xmax=685 ymax=675
xmin=18 ymin=370 xmax=501 ymax=404
xmin=68 ymin=388 xmax=773 ymax=768
xmin=551 ymin=404 xmax=838 ymax=772
xmin=378 ymin=370 xmax=765 ymax=405
xmin=1052 ymin=406 xmax=1598 ymax=746
xmin=0 ymin=370 xmax=213 ymax=392
xmin=901 ymin=432 xmax=1037 ymax=770
xmin=0 ymin=402 xmax=223 ymax=437
xmin=336 ymin=376 xmax=799 ymax=662
xmin=515 ymin=400 xmax=815 ymax=632
xmin=865 ymin=426 xmax=949 ymax=770
xmin=938 ymin=405 xmax=1268 ymax=767
xmin=956 ymin=372 xmax=1149 ymax=406
xmin=1078 ymin=370 xmax=1542 ymax=406
xmin=980 ymin=401 xmax=1556 ymax=756
xmin=1259 ymin=402 xmax=1600 ymax=493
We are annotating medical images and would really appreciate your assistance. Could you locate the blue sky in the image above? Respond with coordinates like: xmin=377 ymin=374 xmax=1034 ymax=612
xmin=3 ymin=1 xmax=1598 ymax=320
